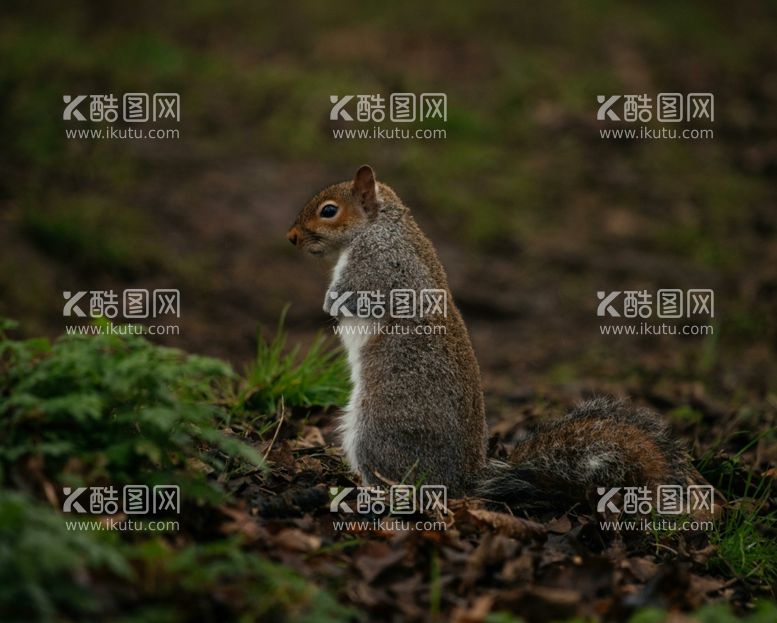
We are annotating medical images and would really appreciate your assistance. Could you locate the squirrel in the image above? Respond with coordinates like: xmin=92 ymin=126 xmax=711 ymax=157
xmin=286 ymin=165 xmax=709 ymax=508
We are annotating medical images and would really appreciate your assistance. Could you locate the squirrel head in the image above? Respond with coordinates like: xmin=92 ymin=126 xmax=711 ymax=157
xmin=287 ymin=164 xmax=384 ymax=258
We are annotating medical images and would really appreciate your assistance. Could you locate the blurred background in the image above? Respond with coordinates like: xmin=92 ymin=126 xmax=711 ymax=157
xmin=1 ymin=0 xmax=776 ymax=423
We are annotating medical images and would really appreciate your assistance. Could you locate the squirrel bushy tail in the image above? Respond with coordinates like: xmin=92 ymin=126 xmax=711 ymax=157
xmin=477 ymin=397 xmax=705 ymax=506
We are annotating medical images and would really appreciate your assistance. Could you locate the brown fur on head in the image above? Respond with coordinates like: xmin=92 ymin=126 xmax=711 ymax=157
xmin=287 ymin=165 xmax=380 ymax=258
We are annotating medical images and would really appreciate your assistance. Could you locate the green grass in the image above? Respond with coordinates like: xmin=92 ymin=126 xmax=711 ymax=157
xmin=628 ymin=602 xmax=777 ymax=623
xmin=710 ymin=472 xmax=777 ymax=589
xmin=715 ymin=516 xmax=777 ymax=586
xmin=486 ymin=602 xmax=777 ymax=623
xmin=668 ymin=405 xmax=704 ymax=425
xmin=695 ymin=438 xmax=777 ymax=590
xmin=236 ymin=307 xmax=350 ymax=416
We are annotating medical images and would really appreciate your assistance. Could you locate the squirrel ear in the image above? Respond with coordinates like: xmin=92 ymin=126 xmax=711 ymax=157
xmin=353 ymin=164 xmax=377 ymax=207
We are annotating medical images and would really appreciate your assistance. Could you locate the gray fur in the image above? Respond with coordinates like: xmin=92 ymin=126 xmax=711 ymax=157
xmin=327 ymin=187 xmax=487 ymax=496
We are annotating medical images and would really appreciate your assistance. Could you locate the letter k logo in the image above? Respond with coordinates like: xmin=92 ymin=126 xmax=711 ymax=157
xmin=330 ymin=95 xmax=354 ymax=121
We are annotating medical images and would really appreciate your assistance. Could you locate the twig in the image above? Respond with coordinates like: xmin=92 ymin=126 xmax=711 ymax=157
xmin=653 ymin=542 xmax=679 ymax=556
xmin=263 ymin=397 xmax=286 ymax=460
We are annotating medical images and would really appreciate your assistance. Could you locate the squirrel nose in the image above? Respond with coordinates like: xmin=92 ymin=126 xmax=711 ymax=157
xmin=287 ymin=227 xmax=299 ymax=246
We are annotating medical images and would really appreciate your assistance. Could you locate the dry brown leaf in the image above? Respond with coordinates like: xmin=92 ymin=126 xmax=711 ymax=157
xmin=546 ymin=514 xmax=572 ymax=534
xmin=462 ymin=534 xmax=519 ymax=589
xmin=219 ymin=506 xmax=265 ymax=542
xmin=295 ymin=425 xmax=326 ymax=448
xmin=275 ymin=527 xmax=322 ymax=553
xmin=467 ymin=509 xmax=545 ymax=539
xmin=451 ymin=593 xmax=495 ymax=623
xmin=627 ymin=556 xmax=659 ymax=582
xmin=354 ymin=542 xmax=407 ymax=583
xmin=498 ymin=552 xmax=534 ymax=583
xmin=345 ymin=579 xmax=386 ymax=608
xmin=688 ymin=573 xmax=728 ymax=596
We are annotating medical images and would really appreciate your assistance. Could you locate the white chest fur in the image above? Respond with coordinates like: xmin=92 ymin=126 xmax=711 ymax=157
xmin=328 ymin=249 xmax=371 ymax=474
xmin=330 ymin=248 xmax=350 ymax=291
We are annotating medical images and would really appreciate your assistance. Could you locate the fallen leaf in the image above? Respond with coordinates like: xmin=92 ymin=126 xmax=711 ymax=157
xmin=295 ymin=425 xmax=326 ymax=448
xmin=462 ymin=534 xmax=519 ymax=589
xmin=275 ymin=527 xmax=322 ymax=553
xmin=688 ymin=573 xmax=728 ymax=596
xmin=546 ymin=514 xmax=572 ymax=534
xmin=467 ymin=509 xmax=545 ymax=539
xmin=627 ymin=556 xmax=659 ymax=582
xmin=354 ymin=542 xmax=407 ymax=583
xmin=497 ymin=551 xmax=534 ymax=583
xmin=219 ymin=506 xmax=265 ymax=541
xmin=451 ymin=593 xmax=495 ymax=623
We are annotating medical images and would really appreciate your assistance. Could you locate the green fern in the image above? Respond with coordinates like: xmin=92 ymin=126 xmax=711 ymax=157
xmin=0 ymin=319 xmax=263 ymax=500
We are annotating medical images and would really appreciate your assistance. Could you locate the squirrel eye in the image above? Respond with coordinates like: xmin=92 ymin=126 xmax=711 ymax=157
xmin=320 ymin=204 xmax=338 ymax=218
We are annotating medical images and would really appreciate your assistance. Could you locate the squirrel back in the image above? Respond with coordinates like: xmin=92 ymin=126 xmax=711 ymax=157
xmin=288 ymin=167 xmax=708 ymax=509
